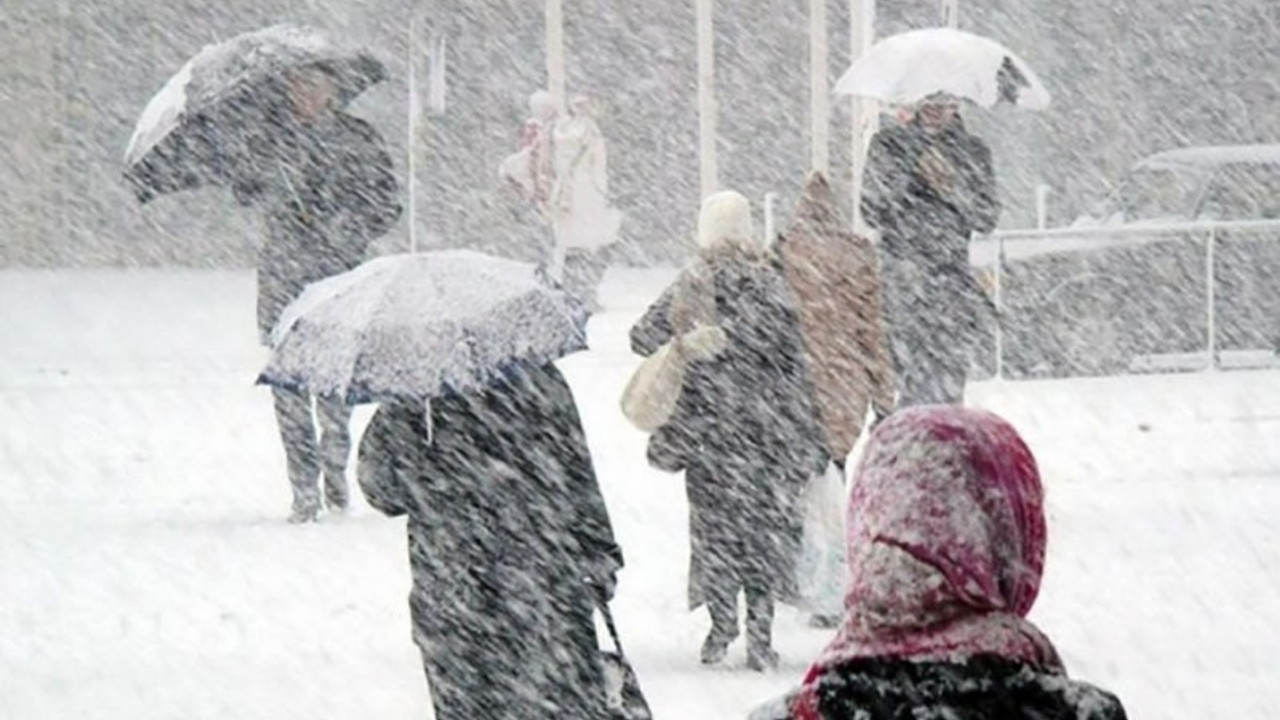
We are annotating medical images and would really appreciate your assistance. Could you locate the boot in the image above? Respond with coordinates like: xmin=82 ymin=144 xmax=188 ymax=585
xmin=700 ymin=626 xmax=738 ymax=665
xmin=700 ymin=592 xmax=740 ymax=665
xmin=288 ymin=493 xmax=321 ymax=524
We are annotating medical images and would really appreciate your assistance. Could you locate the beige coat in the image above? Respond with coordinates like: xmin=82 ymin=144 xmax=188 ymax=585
xmin=777 ymin=172 xmax=895 ymax=461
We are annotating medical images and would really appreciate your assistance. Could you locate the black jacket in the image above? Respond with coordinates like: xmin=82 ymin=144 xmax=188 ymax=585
xmin=787 ymin=655 xmax=1127 ymax=720
xmin=862 ymin=117 xmax=999 ymax=277
xmin=357 ymin=361 xmax=621 ymax=720
xmin=237 ymin=110 xmax=400 ymax=343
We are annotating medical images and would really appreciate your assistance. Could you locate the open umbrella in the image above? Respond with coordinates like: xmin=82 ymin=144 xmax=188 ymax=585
xmin=257 ymin=250 xmax=590 ymax=404
xmin=834 ymin=27 xmax=1049 ymax=109
xmin=123 ymin=24 xmax=386 ymax=203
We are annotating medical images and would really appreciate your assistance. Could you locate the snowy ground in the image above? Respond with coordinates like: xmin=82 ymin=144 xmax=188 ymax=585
xmin=2 ymin=267 xmax=1279 ymax=719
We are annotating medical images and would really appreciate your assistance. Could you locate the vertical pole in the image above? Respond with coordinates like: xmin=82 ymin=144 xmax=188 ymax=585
xmin=764 ymin=192 xmax=778 ymax=245
xmin=697 ymin=0 xmax=718 ymax=198
xmin=809 ymin=0 xmax=829 ymax=174
xmin=546 ymin=0 xmax=567 ymax=116
xmin=407 ymin=18 xmax=417 ymax=252
xmin=1034 ymin=183 xmax=1051 ymax=230
xmin=1206 ymin=228 xmax=1217 ymax=370
xmin=546 ymin=0 xmax=567 ymax=281
xmin=994 ymin=235 xmax=1005 ymax=379
xmin=940 ymin=0 xmax=959 ymax=27
xmin=849 ymin=0 xmax=876 ymax=231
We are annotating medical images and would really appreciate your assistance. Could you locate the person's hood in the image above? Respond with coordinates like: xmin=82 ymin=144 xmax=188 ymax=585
xmin=785 ymin=171 xmax=846 ymax=238
xmin=697 ymin=190 xmax=761 ymax=255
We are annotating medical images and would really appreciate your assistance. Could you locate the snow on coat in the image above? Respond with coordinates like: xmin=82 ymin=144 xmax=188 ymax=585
xmin=777 ymin=172 xmax=896 ymax=461
xmin=237 ymin=110 xmax=400 ymax=345
xmin=357 ymin=361 xmax=622 ymax=720
xmin=632 ymin=193 xmax=826 ymax=607
xmin=861 ymin=115 xmax=999 ymax=405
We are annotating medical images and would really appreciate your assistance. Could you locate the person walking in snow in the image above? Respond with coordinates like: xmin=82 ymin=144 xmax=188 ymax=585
xmin=777 ymin=170 xmax=896 ymax=468
xmin=357 ymin=359 xmax=623 ymax=720
xmin=548 ymin=94 xmax=622 ymax=310
xmin=232 ymin=65 xmax=400 ymax=522
xmin=862 ymin=93 xmax=999 ymax=406
xmin=501 ymin=92 xmax=621 ymax=310
xmin=751 ymin=405 xmax=1128 ymax=720
xmin=632 ymin=191 xmax=826 ymax=671
xmin=776 ymin=171 xmax=897 ymax=628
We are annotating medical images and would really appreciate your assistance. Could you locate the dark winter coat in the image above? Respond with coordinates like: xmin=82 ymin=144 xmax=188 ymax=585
xmin=357 ymin=361 xmax=622 ymax=720
xmin=861 ymin=116 xmax=999 ymax=405
xmin=631 ymin=254 xmax=826 ymax=608
xmin=763 ymin=655 xmax=1127 ymax=720
xmin=235 ymin=109 xmax=400 ymax=344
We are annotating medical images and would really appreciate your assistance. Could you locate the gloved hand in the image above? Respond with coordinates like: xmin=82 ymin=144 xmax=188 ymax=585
xmin=583 ymin=555 xmax=621 ymax=604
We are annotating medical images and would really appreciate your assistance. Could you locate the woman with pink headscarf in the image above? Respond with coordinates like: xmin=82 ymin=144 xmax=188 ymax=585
xmin=752 ymin=406 xmax=1126 ymax=720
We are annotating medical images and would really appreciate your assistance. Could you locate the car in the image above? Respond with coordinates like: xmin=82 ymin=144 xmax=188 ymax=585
xmin=970 ymin=144 xmax=1280 ymax=378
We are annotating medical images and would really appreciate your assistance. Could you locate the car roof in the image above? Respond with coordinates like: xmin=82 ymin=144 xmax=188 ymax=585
xmin=1136 ymin=144 xmax=1280 ymax=169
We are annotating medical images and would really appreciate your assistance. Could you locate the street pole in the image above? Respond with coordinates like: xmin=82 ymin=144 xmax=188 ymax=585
xmin=849 ymin=0 xmax=876 ymax=231
xmin=697 ymin=0 xmax=718 ymax=198
xmin=940 ymin=0 xmax=959 ymax=27
xmin=407 ymin=18 xmax=417 ymax=252
xmin=809 ymin=0 xmax=830 ymax=175
xmin=546 ymin=0 xmax=566 ymax=116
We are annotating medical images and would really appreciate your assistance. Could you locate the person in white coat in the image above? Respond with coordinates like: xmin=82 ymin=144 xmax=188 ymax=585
xmin=548 ymin=94 xmax=622 ymax=310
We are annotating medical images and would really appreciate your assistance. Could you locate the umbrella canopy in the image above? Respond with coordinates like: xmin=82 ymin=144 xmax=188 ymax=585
xmin=257 ymin=251 xmax=590 ymax=404
xmin=123 ymin=24 xmax=386 ymax=203
xmin=834 ymin=28 xmax=1049 ymax=110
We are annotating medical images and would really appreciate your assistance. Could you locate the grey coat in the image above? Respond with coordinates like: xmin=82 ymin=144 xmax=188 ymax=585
xmin=632 ymin=255 xmax=825 ymax=608
xmin=357 ymin=361 xmax=621 ymax=720
xmin=234 ymin=109 xmax=400 ymax=344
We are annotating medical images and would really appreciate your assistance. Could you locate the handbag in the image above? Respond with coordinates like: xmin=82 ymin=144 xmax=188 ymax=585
xmin=598 ymin=602 xmax=653 ymax=720
xmin=619 ymin=324 xmax=727 ymax=433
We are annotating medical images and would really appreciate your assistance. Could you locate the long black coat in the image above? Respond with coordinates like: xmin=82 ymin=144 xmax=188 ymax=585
xmin=235 ymin=109 xmax=400 ymax=344
xmin=357 ymin=362 xmax=622 ymax=720
xmin=861 ymin=117 xmax=999 ymax=405
xmin=631 ymin=256 xmax=825 ymax=608
xmin=793 ymin=656 xmax=1126 ymax=720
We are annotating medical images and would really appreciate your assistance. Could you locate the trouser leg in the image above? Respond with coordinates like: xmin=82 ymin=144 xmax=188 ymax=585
xmin=699 ymin=578 xmax=740 ymax=664
xmin=744 ymin=583 xmax=775 ymax=652
xmin=315 ymin=395 xmax=352 ymax=508
xmin=272 ymin=387 xmax=319 ymax=514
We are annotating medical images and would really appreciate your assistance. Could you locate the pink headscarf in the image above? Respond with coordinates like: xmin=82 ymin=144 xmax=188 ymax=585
xmin=793 ymin=406 xmax=1061 ymax=720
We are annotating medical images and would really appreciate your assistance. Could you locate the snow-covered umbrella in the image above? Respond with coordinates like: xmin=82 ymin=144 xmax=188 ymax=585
xmin=834 ymin=27 xmax=1050 ymax=110
xmin=123 ymin=24 xmax=386 ymax=203
xmin=257 ymin=251 xmax=590 ymax=404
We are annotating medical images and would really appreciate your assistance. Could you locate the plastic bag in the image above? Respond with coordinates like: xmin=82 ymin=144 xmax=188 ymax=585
xmin=796 ymin=462 xmax=848 ymax=616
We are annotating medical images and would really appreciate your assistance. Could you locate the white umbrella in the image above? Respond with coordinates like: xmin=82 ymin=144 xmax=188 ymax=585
xmin=257 ymin=250 xmax=589 ymax=404
xmin=834 ymin=27 xmax=1050 ymax=110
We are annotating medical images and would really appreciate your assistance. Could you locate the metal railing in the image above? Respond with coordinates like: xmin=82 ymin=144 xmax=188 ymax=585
xmin=974 ymin=219 xmax=1280 ymax=378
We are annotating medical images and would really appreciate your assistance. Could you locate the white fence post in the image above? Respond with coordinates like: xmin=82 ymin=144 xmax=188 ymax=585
xmin=764 ymin=192 xmax=778 ymax=245
xmin=809 ymin=0 xmax=830 ymax=175
xmin=697 ymin=0 xmax=718 ymax=198
xmin=1205 ymin=227 xmax=1218 ymax=371
xmin=994 ymin=233 xmax=1005 ymax=379
xmin=546 ymin=0 xmax=566 ymax=116
xmin=849 ymin=0 xmax=876 ymax=231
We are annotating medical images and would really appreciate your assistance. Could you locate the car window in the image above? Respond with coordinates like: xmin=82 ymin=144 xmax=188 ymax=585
xmin=1113 ymin=166 xmax=1205 ymax=222
xmin=1197 ymin=164 xmax=1280 ymax=220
